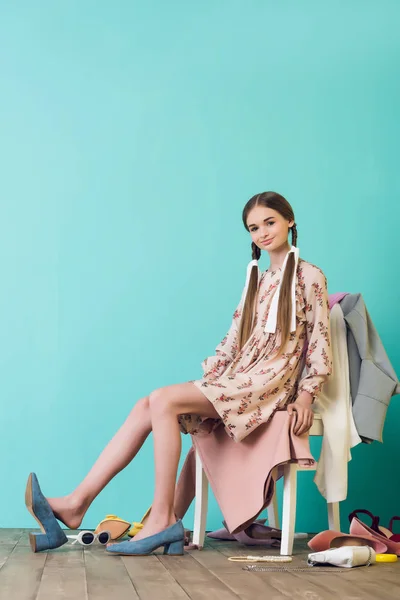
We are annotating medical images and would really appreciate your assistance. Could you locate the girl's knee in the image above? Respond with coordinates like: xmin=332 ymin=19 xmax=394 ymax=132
xmin=134 ymin=395 xmax=150 ymax=414
xmin=149 ymin=387 xmax=176 ymax=413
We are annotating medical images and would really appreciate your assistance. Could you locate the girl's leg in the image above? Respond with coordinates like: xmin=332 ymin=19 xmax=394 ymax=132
xmin=47 ymin=395 xmax=153 ymax=529
xmin=174 ymin=446 xmax=196 ymax=520
xmin=48 ymin=382 xmax=218 ymax=534
xmin=132 ymin=382 xmax=219 ymax=542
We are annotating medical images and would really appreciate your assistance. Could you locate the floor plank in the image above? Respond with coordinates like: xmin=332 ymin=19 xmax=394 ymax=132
xmin=36 ymin=547 xmax=87 ymax=600
xmin=0 ymin=546 xmax=47 ymax=600
xmin=0 ymin=546 xmax=12 ymax=570
xmin=191 ymin=545 xmax=286 ymax=599
xmin=122 ymin=555 xmax=189 ymax=599
xmin=158 ymin=553 xmax=240 ymax=599
xmin=85 ymin=548 xmax=140 ymax=600
xmin=293 ymin=572 xmax=372 ymax=600
xmin=339 ymin=569 xmax=400 ymax=600
xmin=0 ymin=528 xmax=25 ymax=546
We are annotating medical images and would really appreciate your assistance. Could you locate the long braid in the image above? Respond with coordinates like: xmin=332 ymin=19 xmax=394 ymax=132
xmin=275 ymin=222 xmax=299 ymax=357
xmin=238 ymin=243 xmax=260 ymax=349
xmin=291 ymin=223 xmax=298 ymax=247
xmin=251 ymin=242 xmax=261 ymax=261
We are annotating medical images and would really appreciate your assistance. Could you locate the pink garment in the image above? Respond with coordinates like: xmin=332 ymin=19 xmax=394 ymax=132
xmin=329 ymin=292 xmax=349 ymax=309
xmin=176 ymin=410 xmax=314 ymax=534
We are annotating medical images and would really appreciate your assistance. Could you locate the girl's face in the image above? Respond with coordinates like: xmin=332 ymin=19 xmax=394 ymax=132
xmin=246 ymin=205 xmax=294 ymax=252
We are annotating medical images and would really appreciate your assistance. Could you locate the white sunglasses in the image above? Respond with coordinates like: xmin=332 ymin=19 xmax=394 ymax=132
xmin=66 ymin=530 xmax=111 ymax=546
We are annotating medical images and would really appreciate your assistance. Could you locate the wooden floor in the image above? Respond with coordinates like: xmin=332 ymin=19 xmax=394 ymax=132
xmin=1 ymin=528 xmax=399 ymax=600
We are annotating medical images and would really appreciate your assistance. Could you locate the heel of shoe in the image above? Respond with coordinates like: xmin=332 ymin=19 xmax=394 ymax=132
xmin=163 ymin=539 xmax=184 ymax=556
xmin=29 ymin=532 xmax=50 ymax=553
xmin=29 ymin=530 xmax=68 ymax=553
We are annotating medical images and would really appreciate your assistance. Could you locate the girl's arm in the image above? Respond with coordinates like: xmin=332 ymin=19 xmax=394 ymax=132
xmin=297 ymin=268 xmax=333 ymax=401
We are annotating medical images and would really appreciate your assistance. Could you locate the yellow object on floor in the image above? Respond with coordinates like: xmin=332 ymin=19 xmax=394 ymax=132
xmin=375 ymin=554 xmax=398 ymax=563
xmin=128 ymin=506 xmax=151 ymax=537
xmin=95 ymin=514 xmax=131 ymax=541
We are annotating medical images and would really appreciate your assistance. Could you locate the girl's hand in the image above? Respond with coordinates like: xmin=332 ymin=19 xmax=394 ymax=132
xmin=287 ymin=395 xmax=314 ymax=436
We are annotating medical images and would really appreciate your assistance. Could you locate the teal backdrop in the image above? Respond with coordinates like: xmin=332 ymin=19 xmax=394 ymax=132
xmin=1 ymin=1 xmax=399 ymax=533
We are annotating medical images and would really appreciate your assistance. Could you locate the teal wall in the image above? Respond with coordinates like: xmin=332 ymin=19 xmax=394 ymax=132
xmin=1 ymin=1 xmax=399 ymax=533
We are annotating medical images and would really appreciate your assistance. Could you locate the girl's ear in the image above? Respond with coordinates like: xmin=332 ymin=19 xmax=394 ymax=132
xmin=288 ymin=219 xmax=294 ymax=228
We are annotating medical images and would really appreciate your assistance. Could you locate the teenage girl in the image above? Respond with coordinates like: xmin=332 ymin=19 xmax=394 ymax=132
xmin=25 ymin=191 xmax=332 ymax=555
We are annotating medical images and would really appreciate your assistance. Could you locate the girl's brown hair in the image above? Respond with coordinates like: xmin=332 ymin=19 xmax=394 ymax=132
xmin=238 ymin=191 xmax=298 ymax=355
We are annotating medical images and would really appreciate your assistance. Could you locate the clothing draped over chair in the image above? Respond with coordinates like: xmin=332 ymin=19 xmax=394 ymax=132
xmin=313 ymin=303 xmax=361 ymax=503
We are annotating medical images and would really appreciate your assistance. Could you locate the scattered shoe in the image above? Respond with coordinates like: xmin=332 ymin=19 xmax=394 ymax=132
xmin=385 ymin=517 xmax=400 ymax=542
xmin=222 ymin=519 xmax=281 ymax=547
xmin=308 ymin=528 xmax=387 ymax=554
xmin=106 ymin=520 xmax=185 ymax=556
xmin=350 ymin=517 xmax=400 ymax=556
xmin=25 ymin=473 xmax=68 ymax=553
xmin=127 ymin=506 xmax=151 ymax=538
xmin=349 ymin=509 xmax=400 ymax=543
xmin=207 ymin=519 xmax=267 ymax=541
xmin=95 ymin=514 xmax=131 ymax=540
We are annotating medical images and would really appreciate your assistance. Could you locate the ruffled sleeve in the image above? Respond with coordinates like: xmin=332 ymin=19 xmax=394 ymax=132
xmin=298 ymin=268 xmax=333 ymax=400
xmin=201 ymin=305 xmax=241 ymax=379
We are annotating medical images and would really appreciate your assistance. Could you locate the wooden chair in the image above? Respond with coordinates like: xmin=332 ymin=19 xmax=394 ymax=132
xmin=192 ymin=413 xmax=341 ymax=555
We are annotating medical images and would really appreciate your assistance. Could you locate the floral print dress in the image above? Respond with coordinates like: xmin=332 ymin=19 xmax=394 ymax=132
xmin=179 ymin=259 xmax=333 ymax=443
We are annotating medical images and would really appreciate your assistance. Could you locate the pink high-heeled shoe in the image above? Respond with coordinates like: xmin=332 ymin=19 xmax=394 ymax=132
xmin=348 ymin=509 xmax=400 ymax=543
xmin=386 ymin=517 xmax=400 ymax=542
xmin=308 ymin=528 xmax=387 ymax=554
xmin=349 ymin=517 xmax=400 ymax=556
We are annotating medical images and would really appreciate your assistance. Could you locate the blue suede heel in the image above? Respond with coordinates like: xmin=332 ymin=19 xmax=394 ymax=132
xmin=106 ymin=519 xmax=185 ymax=556
xmin=163 ymin=539 xmax=185 ymax=555
xmin=25 ymin=473 xmax=68 ymax=552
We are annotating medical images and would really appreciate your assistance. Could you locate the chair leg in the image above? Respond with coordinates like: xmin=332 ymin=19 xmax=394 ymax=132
xmin=327 ymin=502 xmax=340 ymax=531
xmin=280 ymin=463 xmax=297 ymax=556
xmin=192 ymin=450 xmax=209 ymax=549
xmin=267 ymin=475 xmax=280 ymax=529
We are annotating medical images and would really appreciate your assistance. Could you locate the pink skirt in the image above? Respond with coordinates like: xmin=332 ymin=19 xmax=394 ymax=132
xmin=176 ymin=409 xmax=314 ymax=534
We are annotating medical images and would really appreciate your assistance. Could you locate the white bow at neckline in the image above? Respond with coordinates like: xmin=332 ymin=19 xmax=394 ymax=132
xmin=240 ymin=246 xmax=300 ymax=334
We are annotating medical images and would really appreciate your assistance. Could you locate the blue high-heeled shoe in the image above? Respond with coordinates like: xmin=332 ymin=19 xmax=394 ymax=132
xmin=106 ymin=519 xmax=185 ymax=556
xmin=25 ymin=473 xmax=68 ymax=552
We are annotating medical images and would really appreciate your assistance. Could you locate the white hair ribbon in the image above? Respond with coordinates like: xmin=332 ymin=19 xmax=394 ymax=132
xmin=264 ymin=246 xmax=300 ymax=334
xmin=239 ymin=259 xmax=260 ymax=309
